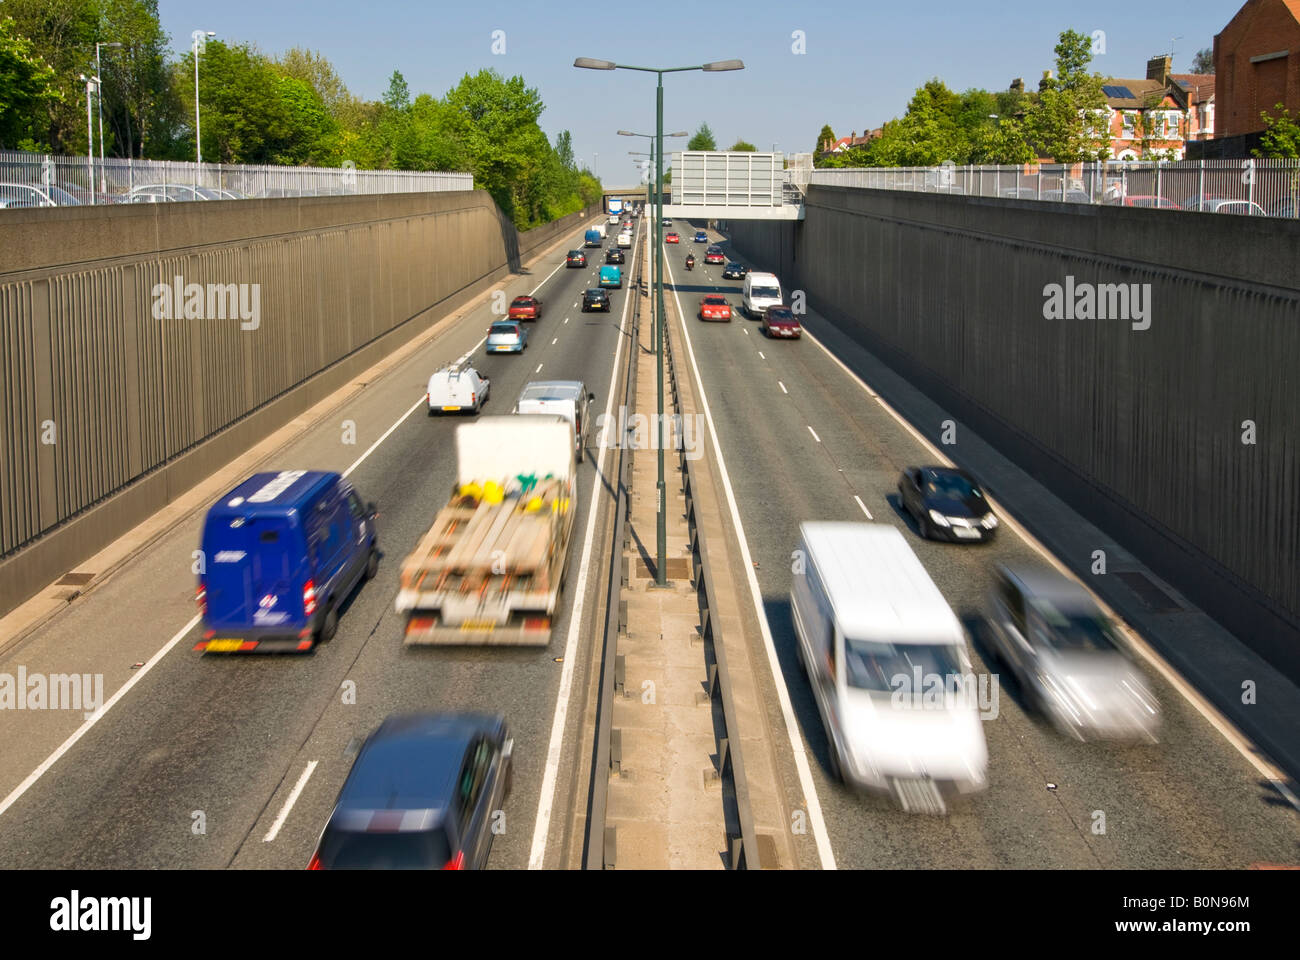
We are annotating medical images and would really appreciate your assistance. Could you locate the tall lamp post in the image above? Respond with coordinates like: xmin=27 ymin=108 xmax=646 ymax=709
xmin=578 ymin=57 xmax=744 ymax=586
xmin=79 ymin=74 xmax=100 ymax=204
xmin=192 ymin=30 xmax=215 ymax=166
xmin=619 ymin=129 xmax=687 ymax=355
xmin=95 ymin=41 xmax=122 ymax=198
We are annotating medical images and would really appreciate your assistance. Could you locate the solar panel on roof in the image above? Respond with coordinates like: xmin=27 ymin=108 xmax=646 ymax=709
xmin=1102 ymin=84 xmax=1135 ymax=99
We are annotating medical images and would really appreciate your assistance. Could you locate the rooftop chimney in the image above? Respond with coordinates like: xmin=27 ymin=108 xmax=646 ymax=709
xmin=1147 ymin=54 xmax=1172 ymax=85
xmin=1039 ymin=69 xmax=1054 ymax=92
xmin=1010 ymin=77 xmax=1024 ymax=93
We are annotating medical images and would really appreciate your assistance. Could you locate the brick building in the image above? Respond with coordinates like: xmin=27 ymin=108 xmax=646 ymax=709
xmin=1215 ymin=0 xmax=1300 ymax=137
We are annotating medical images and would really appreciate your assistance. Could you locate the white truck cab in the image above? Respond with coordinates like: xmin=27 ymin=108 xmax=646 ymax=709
xmin=742 ymin=271 xmax=783 ymax=318
xmin=790 ymin=522 xmax=988 ymax=813
xmin=427 ymin=364 xmax=490 ymax=415
xmin=512 ymin=380 xmax=595 ymax=455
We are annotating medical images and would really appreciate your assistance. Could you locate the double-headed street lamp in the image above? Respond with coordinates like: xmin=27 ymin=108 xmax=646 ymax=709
xmin=619 ymin=129 xmax=686 ymax=358
xmin=576 ymin=57 xmax=744 ymax=586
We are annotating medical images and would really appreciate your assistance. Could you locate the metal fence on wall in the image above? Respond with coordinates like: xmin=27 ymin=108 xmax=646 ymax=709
xmin=0 ymin=149 xmax=473 ymax=206
xmin=808 ymin=159 xmax=1300 ymax=216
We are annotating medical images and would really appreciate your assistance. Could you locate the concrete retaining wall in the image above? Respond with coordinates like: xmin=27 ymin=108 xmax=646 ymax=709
xmin=0 ymin=193 xmax=599 ymax=617
xmin=725 ymin=185 xmax=1300 ymax=677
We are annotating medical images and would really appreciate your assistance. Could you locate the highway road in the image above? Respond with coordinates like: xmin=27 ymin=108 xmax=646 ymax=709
xmin=662 ymin=216 xmax=1300 ymax=869
xmin=0 ymin=216 xmax=638 ymax=869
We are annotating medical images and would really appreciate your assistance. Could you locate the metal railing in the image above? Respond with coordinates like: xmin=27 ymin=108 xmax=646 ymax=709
xmin=0 ymin=149 xmax=472 ymax=206
xmin=808 ymin=159 xmax=1300 ymax=216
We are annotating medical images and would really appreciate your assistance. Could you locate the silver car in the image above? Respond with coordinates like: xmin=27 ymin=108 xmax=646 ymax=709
xmin=486 ymin=320 xmax=527 ymax=354
xmin=983 ymin=564 xmax=1160 ymax=741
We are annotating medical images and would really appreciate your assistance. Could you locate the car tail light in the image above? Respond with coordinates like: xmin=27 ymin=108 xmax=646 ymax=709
xmin=196 ymin=583 xmax=206 ymax=615
xmin=442 ymin=851 xmax=465 ymax=870
xmin=303 ymin=580 xmax=317 ymax=615
xmin=471 ymin=393 xmax=476 ymax=405
xmin=307 ymin=851 xmax=322 ymax=870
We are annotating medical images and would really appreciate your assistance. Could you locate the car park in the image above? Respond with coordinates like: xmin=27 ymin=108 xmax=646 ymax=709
xmin=665 ymin=231 xmax=680 ymax=243
xmin=309 ymin=712 xmax=513 ymax=870
xmin=194 ymin=470 xmax=378 ymax=653
xmin=741 ymin=271 xmax=782 ymax=318
xmin=427 ymin=364 xmax=490 ymax=415
xmin=704 ymin=245 xmax=725 ymax=264
xmin=0 ymin=182 xmax=81 ymax=207
xmin=897 ymin=466 xmax=998 ymax=542
xmin=599 ymin=265 xmax=622 ymax=288
xmin=486 ymin=320 xmax=528 ymax=353
xmin=790 ymin=522 xmax=988 ymax=806
xmin=698 ymin=295 xmax=731 ymax=321
xmin=513 ymin=380 xmax=596 ymax=454
xmin=983 ymin=565 xmax=1160 ymax=741
xmin=582 ymin=288 xmax=611 ymax=312
xmin=566 ymin=250 xmax=587 ymax=268
xmin=507 ymin=295 xmax=542 ymax=321
xmin=760 ymin=306 xmax=801 ymax=338
xmin=605 ymin=247 xmax=625 ymax=264
xmin=722 ymin=262 xmax=749 ymax=280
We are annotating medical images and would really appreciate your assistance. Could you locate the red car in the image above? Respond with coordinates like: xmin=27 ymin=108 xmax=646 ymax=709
xmin=566 ymin=250 xmax=587 ymax=267
xmin=508 ymin=295 xmax=542 ymax=321
xmin=665 ymin=232 xmax=680 ymax=244
xmin=1121 ymin=195 xmax=1180 ymax=210
xmin=760 ymin=306 xmax=801 ymax=339
xmin=704 ymin=245 xmax=725 ymax=264
xmin=699 ymin=295 xmax=732 ymax=322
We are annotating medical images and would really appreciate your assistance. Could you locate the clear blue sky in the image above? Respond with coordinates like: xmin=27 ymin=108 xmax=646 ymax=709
xmin=160 ymin=0 xmax=1235 ymax=183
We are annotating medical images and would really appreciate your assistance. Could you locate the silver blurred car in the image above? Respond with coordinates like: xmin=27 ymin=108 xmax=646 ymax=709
xmin=485 ymin=320 xmax=527 ymax=354
xmin=984 ymin=564 xmax=1160 ymax=741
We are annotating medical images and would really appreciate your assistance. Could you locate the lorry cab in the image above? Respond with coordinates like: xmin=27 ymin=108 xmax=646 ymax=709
xmin=742 ymin=271 xmax=783 ymax=319
xmin=584 ymin=229 xmax=602 ymax=248
xmin=195 ymin=471 xmax=378 ymax=653
xmin=790 ymin=522 xmax=987 ymax=811
xmin=512 ymin=380 xmax=596 ymax=455
xmin=427 ymin=364 xmax=490 ymax=415
xmin=598 ymin=265 xmax=622 ymax=289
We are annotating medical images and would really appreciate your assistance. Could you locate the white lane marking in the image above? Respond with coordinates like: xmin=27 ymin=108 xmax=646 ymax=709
xmin=800 ymin=326 xmax=1297 ymax=802
xmin=264 ymin=760 xmax=318 ymax=842
xmin=564 ymin=317 xmax=569 ymax=324
xmin=808 ymin=425 xmax=821 ymax=443
xmin=0 ymin=613 xmax=200 ymax=822
xmin=743 ymin=328 xmax=750 ymax=336
xmin=664 ymin=256 xmax=837 ymax=869
xmin=535 ymin=363 xmax=543 ymax=373
xmin=854 ymin=495 xmax=873 ymax=520
xmin=529 ymin=218 xmax=641 ymax=868
xmin=0 ymin=225 xmax=597 ymax=826
xmin=759 ymin=351 xmax=766 ymax=361
xmin=552 ymin=338 xmax=558 ymax=345
xmin=778 ymin=381 xmax=788 ymax=394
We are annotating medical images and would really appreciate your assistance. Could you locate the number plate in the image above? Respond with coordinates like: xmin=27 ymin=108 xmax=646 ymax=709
xmin=442 ymin=406 xmax=461 ymax=411
xmin=953 ymin=527 xmax=981 ymax=539
xmin=206 ymin=638 xmax=244 ymax=652
xmin=460 ymin=620 xmax=498 ymax=632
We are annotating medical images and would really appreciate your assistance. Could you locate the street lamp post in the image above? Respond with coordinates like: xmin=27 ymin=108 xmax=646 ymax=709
xmin=192 ymin=30 xmax=215 ymax=166
xmin=95 ymin=41 xmax=122 ymax=199
xmin=79 ymin=74 xmax=99 ymax=204
xmin=579 ymin=57 xmax=744 ymax=586
xmin=619 ymin=129 xmax=687 ymax=358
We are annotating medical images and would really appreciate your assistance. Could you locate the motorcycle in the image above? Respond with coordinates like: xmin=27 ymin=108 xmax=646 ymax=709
xmin=685 ymin=255 xmax=695 ymax=271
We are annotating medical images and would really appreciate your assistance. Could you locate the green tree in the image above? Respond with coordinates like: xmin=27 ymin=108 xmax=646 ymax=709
xmin=0 ymin=16 xmax=63 ymax=149
xmin=3 ymin=0 xmax=101 ymax=152
xmin=172 ymin=39 xmax=292 ymax=163
xmin=1256 ymin=104 xmax=1300 ymax=158
xmin=728 ymin=139 xmax=756 ymax=151
xmin=274 ymin=47 xmax=349 ymax=112
xmin=383 ymin=70 xmax=410 ymax=111
xmin=1191 ymin=48 xmax=1214 ymax=74
xmin=815 ymin=123 xmax=835 ymax=154
xmin=1026 ymin=29 xmax=1108 ymax=161
xmin=687 ymin=122 xmax=716 ymax=151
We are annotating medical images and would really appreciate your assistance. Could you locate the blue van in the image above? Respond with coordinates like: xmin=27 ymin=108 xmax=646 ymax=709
xmin=195 ymin=470 xmax=378 ymax=653
xmin=598 ymin=265 xmax=622 ymax=288
xmin=584 ymin=229 xmax=602 ymax=247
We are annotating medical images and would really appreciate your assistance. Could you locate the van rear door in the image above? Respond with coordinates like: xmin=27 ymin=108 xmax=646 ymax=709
xmin=203 ymin=515 xmax=300 ymax=630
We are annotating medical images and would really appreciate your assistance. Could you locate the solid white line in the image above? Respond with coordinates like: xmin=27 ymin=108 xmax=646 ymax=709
xmin=800 ymin=326 xmax=1295 ymax=795
xmin=854 ymin=495 xmax=873 ymax=520
xmin=529 ymin=219 xmax=641 ymax=868
xmin=808 ymin=425 xmax=821 ymax=443
xmin=664 ymin=255 xmax=837 ymax=870
xmin=0 ymin=224 xmax=597 ymax=828
xmin=263 ymin=760 xmax=318 ymax=842
xmin=0 ymin=613 xmax=200 ymax=822
xmin=778 ymin=381 xmax=788 ymax=394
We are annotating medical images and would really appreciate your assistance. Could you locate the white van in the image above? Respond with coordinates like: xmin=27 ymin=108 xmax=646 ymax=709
xmin=512 ymin=380 xmax=596 ymax=455
xmin=427 ymin=364 xmax=490 ymax=415
xmin=742 ymin=271 xmax=783 ymax=318
xmin=595 ymin=222 xmax=608 ymax=239
xmin=790 ymin=522 xmax=988 ymax=812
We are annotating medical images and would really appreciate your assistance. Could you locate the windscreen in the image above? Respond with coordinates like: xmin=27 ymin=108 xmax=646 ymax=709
xmin=843 ymin=639 xmax=964 ymax=694
xmin=750 ymin=285 xmax=780 ymax=300
xmin=1029 ymin=601 xmax=1119 ymax=652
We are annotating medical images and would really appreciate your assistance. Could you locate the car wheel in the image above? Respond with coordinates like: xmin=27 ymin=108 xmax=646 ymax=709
xmin=317 ymin=603 xmax=338 ymax=644
xmin=365 ymin=548 xmax=379 ymax=580
xmin=427 ymin=407 xmax=436 ymax=417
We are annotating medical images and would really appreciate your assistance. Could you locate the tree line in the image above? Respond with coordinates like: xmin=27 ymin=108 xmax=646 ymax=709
xmin=0 ymin=1 xmax=601 ymax=227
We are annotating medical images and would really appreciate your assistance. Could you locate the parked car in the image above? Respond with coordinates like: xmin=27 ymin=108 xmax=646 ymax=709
xmin=704 ymin=245 xmax=725 ymax=264
xmin=486 ymin=320 xmax=528 ymax=353
xmin=508 ymin=295 xmax=542 ymax=321
xmin=0 ymin=182 xmax=81 ymax=207
xmin=566 ymin=250 xmax=587 ymax=268
xmin=582 ymin=288 xmax=611 ymax=312
xmin=698 ymin=295 xmax=732 ymax=321
xmin=982 ymin=564 xmax=1160 ymax=741
xmin=309 ymin=713 xmax=513 ymax=869
xmin=1122 ymin=195 xmax=1181 ymax=210
xmin=605 ymin=247 xmax=625 ymax=264
xmin=194 ymin=471 xmax=378 ymax=653
xmin=722 ymin=262 xmax=749 ymax=280
xmin=427 ymin=364 xmax=490 ymax=415
xmin=897 ymin=466 xmax=998 ymax=543
xmin=1265 ymin=198 xmax=1300 ymax=218
xmin=1181 ymin=196 xmax=1266 ymax=216
xmin=126 ymin=183 xmax=224 ymax=203
xmin=760 ymin=306 xmax=801 ymax=338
